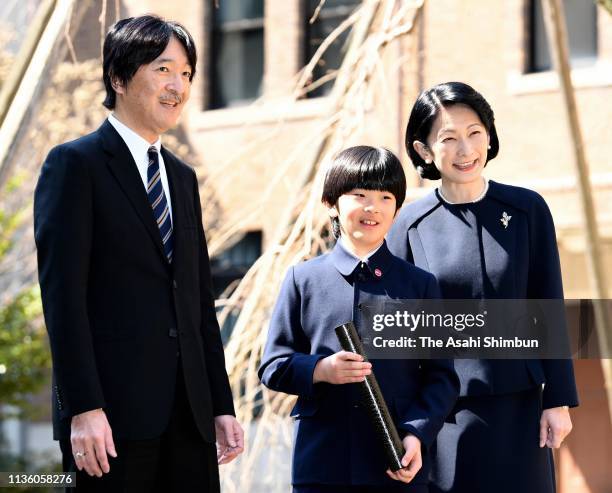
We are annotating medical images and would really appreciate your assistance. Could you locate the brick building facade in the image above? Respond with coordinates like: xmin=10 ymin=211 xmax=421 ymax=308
xmin=111 ymin=2 xmax=612 ymax=490
xmin=2 ymin=1 xmax=609 ymax=490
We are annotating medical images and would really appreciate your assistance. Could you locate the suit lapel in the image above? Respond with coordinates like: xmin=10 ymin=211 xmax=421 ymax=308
xmin=99 ymin=120 xmax=167 ymax=263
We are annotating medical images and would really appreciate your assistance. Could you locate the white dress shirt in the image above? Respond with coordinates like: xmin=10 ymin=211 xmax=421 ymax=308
xmin=338 ymin=237 xmax=384 ymax=262
xmin=108 ymin=113 xmax=173 ymax=222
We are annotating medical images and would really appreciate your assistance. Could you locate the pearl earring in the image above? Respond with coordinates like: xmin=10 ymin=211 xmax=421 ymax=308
xmin=488 ymin=145 xmax=491 ymax=150
xmin=328 ymin=208 xmax=338 ymax=218
xmin=425 ymin=159 xmax=432 ymax=164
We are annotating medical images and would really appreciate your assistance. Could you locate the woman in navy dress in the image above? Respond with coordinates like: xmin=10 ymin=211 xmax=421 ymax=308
xmin=386 ymin=82 xmax=578 ymax=493
xmin=259 ymin=146 xmax=459 ymax=493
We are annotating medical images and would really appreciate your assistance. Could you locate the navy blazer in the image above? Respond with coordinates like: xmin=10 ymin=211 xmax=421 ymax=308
xmin=386 ymin=180 xmax=578 ymax=409
xmin=258 ymin=241 xmax=459 ymax=486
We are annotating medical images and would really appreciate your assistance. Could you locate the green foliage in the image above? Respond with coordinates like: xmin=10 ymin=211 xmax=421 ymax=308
xmin=0 ymin=189 xmax=51 ymax=418
xmin=0 ymin=173 xmax=28 ymax=257
xmin=0 ymin=208 xmax=26 ymax=258
xmin=0 ymin=286 xmax=50 ymax=417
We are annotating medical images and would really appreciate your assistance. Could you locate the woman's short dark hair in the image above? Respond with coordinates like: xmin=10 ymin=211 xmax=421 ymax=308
xmin=405 ymin=81 xmax=499 ymax=180
xmin=321 ymin=146 xmax=406 ymax=238
xmin=102 ymin=15 xmax=197 ymax=109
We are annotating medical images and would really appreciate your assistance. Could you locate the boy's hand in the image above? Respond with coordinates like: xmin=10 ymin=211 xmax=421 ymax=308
xmin=313 ymin=351 xmax=372 ymax=384
xmin=386 ymin=434 xmax=422 ymax=483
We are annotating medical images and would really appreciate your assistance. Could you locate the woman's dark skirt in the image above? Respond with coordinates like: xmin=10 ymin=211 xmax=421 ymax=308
xmin=430 ymin=386 xmax=555 ymax=493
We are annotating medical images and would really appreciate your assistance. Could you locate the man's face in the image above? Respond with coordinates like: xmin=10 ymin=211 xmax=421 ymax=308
xmin=113 ymin=36 xmax=192 ymax=142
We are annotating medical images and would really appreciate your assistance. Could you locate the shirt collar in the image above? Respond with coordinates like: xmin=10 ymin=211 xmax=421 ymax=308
xmin=338 ymin=237 xmax=383 ymax=261
xmin=108 ymin=113 xmax=161 ymax=159
xmin=330 ymin=238 xmax=394 ymax=279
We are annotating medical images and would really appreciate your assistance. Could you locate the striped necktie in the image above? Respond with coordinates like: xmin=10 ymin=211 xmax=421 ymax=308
xmin=147 ymin=146 xmax=173 ymax=263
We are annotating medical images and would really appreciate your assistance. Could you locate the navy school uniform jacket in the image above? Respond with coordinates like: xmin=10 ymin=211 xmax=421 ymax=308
xmin=386 ymin=180 xmax=578 ymax=409
xmin=258 ymin=240 xmax=460 ymax=486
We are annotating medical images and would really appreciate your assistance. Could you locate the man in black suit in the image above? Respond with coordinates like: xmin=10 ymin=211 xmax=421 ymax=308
xmin=34 ymin=15 xmax=243 ymax=491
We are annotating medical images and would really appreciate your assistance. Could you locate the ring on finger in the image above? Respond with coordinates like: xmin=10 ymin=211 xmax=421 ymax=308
xmin=74 ymin=451 xmax=87 ymax=459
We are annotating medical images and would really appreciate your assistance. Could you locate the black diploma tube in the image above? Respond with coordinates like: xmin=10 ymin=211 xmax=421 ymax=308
xmin=335 ymin=322 xmax=405 ymax=472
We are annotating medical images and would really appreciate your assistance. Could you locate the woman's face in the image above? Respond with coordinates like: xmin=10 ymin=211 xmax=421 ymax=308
xmin=415 ymin=104 xmax=490 ymax=186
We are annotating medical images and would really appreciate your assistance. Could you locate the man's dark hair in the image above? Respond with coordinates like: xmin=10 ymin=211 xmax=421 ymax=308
xmin=322 ymin=146 xmax=407 ymax=238
xmin=405 ymin=81 xmax=500 ymax=180
xmin=102 ymin=15 xmax=197 ymax=109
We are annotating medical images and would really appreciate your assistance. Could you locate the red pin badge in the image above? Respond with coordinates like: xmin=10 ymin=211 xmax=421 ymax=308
xmin=374 ymin=268 xmax=382 ymax=277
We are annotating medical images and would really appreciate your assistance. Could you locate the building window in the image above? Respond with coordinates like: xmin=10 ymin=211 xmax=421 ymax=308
xmin=211 ymin=231 xmax=262 ymax=298
xmin=211 ymin=231 xmax=262 ymax=341
xmin=209 ymin=1 xmax=264 ymax=109
xmin=528 ymin=0 xmax=598 ymax=73
xmin=303 ymin=0 xmax=361 ymax=98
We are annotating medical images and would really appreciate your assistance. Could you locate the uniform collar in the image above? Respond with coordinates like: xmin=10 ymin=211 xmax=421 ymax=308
xmin=330 ymin=239 xmax=394 ymax=279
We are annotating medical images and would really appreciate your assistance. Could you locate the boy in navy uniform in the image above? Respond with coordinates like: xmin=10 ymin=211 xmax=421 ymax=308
xmin=259 ymin=146 xmax=459 ymax=493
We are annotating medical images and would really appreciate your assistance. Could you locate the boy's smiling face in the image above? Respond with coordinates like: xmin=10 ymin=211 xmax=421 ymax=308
xmin=336 ymin=188 xmax=397 ymax=257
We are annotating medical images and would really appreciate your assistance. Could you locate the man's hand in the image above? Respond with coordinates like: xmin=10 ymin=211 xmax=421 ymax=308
xmin=540 ymin=406 xmax=572 ymax=448
xmin=70 ymin=409 xmax=116 ymax=477
xmin=215 ymin=415 xmax=244 ymax=465
xmin=312 ymin=351 xmax=372 ymax=384
xmin=386 ymin=434 xmax=422 ymax=483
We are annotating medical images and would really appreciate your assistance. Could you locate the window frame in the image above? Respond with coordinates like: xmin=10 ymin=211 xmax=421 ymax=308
xmin=505 ymin=0 xmax=611 ymax=95
xmin=302 ymin=0 xmax=360 ymax=98
xmin=208 ymin=3 xmax=265 ymax=109
xmin=526 ymin=0 xmax=599 ymax=74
